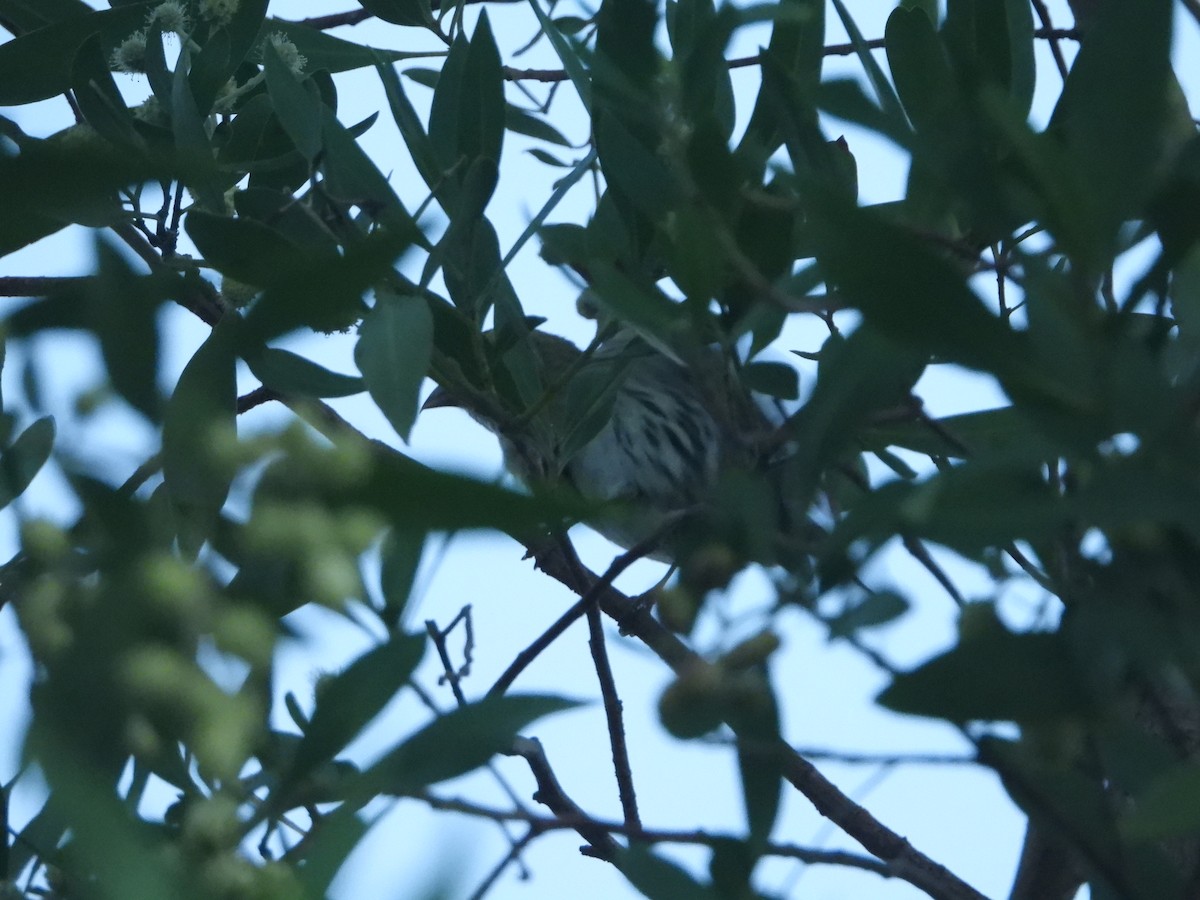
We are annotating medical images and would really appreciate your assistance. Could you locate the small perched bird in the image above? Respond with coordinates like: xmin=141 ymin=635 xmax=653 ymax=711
xmin=423 ymin=329 xmax=780 ymax=560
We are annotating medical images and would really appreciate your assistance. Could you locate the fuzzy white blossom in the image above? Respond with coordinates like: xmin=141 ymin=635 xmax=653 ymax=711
xmin=110 ymin=29 xmax=149 ymax=73
xmin=266 ymin=32 xmax=306 ymax=76
xmin=147 ymin=1 xmax=189 ymax=34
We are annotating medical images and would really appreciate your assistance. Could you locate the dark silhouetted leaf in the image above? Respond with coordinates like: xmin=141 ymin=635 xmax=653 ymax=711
xmin=245 ymin=347 xmax=365 ymax=398
xmin=263 ymin=37 xmax=322 ymax=161
xmin=879 ymin=611 xmax=1087 ymax=723
xmin=355 ymin=290 xmax=433 ymax=441
xmin=281 ymin=631 xmax=426 ymax=797
xmin=161 ymin=318 xmax=239 ymax=551
xmin=0 ymin=3 xmax=152 ymax=105
xmin=357 ymin=695 xmax=580 ymax=796
xmin=615 ymin=844 xmax=714 ymax=899
xmin=0 ymin=416 xmax=54 ymax=508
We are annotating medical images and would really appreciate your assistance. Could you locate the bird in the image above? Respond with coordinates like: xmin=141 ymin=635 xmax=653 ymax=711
xmin=421 ymin=328 xmax=783 ymax=563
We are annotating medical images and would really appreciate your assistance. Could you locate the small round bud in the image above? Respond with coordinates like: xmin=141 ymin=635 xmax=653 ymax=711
xmin=717 ymin=630 xmax=781 ymax=672
xmin=305 ymin=549 xmax=360 ymax=607
xmin=213 ymin=606 xmax=276 ymax=671
xmin=658 ymin=663 xmax=725 ymax=739
xmin=655 ymin=586 xmax=700 ymax=634
xmin=182 ymin=794 xmax=242 ymax=855
xmin=21 ymin=519 xmax=71 ymax=564
xmin=19 ymin=578 xmax=73 ymax=659
xmin=200 ymin=854 xmax=257 ymax=898
xmin=681 ymin=542 xmax=739 ymax=594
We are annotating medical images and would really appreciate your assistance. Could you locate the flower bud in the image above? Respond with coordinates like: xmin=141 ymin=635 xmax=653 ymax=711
xmin=655 ymin=585 xmax=700 ymax=634
xmin=658 ymin=662 xmax=725 ymax=739
xmin=717 ymin=630 xmax=781 ymax=672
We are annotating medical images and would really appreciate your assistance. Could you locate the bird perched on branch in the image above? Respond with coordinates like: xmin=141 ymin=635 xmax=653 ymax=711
xmin=423 ymin=329 xmax=784 ymax=562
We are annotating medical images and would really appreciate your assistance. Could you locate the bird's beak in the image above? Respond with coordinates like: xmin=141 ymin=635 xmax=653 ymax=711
xmin=421 ymin=385 xmax=458 ymax=411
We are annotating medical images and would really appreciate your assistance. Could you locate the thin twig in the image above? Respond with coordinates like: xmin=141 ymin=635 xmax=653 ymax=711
xmin=531 ymin=546 xmax=989 ymax=900
xmin=237 ymin=386 xmax=279 ymax=414
xmin=585 ymin=601 xmax=641 ymax=828
xmin=466 ymin=828 xmax=536 ymax=900
xmin=486 ymin=518 xmax=680 ymax=698
xmin=901 ymin=535 xmax=966 ymax=607
xmin=1032 ymin=0 xmax=1070 ymax=81
xmin=501 ymin=28 xmax=1077 ymax=83
xmin=509 ymin=736 xmax=622 ymax=859
xmin=423 ymin=791 xmax=896 ymax=879
xmin=425 ymin=608 xmax=472 ymax=707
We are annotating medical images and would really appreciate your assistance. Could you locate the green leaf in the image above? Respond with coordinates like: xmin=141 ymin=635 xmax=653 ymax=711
xmin=825 ymin=590 xmax=909 ymax=638
xmin=985 ymin=737 xmax=1184 ymax=900
xmin=245 ymin=348 xmax=365 ymax=398
xmin=428 ymin=12 xmax=505 ymax=181
xmin=829 ymin=0 xmax=907 ymax=128
xmin=526 ymin=0 xmax=593 ymax=111
xmin=281 ymin=632 xmax=426 ymax=798
xmin=357 ymin=695 xmax=580 ymax=796
xmin=90 ymin=237 xmax=163 ymax=420
xmin=779 ymin=327 xmax=923 ymax=506
xmin=355 ymin=290 xmax=434 ymax=441
xmin=359 ymin=0 xmax=431 ymax=27
xmin=808 ymin=191 xmax=1030 ymax=382
xmin=379 ymin=526 xmax=424 ymax=629
xmin=614 ymin=844 xmax=714 ymax=900
xmin=71 ymin=33 xmax=142 ymax=148
xmin=737 ymin=0 xmax=824 ymax=165
xmin=593 ymin=107 xmax=682 ymax=220
xmin=595 ymin=0 xmax=659 ymax=97
xmin=263 ymin=37 xmax=322 ymax=161
xmin=185 ymin=210 xmax=310 ymax=288
xmin=0 ymin=3 xmax=152 ymax=105
xmin=189 ymin=0 xmax=269 ymax=114
xmin=172 ymin=44 xmax=224 ymax=210
xmin=504 ymin=105 xmax=572 ymax=146
xmin=742 ymin=360 xmax=798 ymax=400
xmin=262 ymin=18 xmax=440 ymax=73
xmin=669 ymin=0 xmax=738 ymax=141
xmin=142 ymin=22 xmax=173 ymax=108
xmin=1047 ymin=0 xmax=1173 ymax=269
xmin=879 ymin=611 xmax=1088 ymax=723
xmin=707 ymin=839 xmax=753 ymax=900
xmin=378 ymin=63 xmax=445 ymax=200
xmin=243 ymin=226 xmax=413 ymax=340
xmin=161 ymin=318 xmax=239 ymax=551
xmin=1123 ymin=763 xmax=1200 ymax=841
xmin=0 ymin=416 xmax=55 ymax=508
xmin=319 ymin=105 xmax=421 ymax=237
xmin=817 ymin=77 xmax=915 ymax=151
xmin=293 ymin=804 xmax=372 ymax=899
xmin=863 ymin=405 xmax=1044 ymax=460
xmin=501 ymin=149 xmax=597 ymax=270
xmin=0 ymin=0 xmax=92 ymax=32
xmin=886 ymin=6 xmax=958 ymax=139
xmin=1004 ymin=0 xmax=1035 ymax=118
xmin=733 ymin=672 xmax=782 ymax=851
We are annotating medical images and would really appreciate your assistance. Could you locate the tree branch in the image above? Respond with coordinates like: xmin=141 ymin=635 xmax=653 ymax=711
xmin=422 ymin=789 xmax=897 ymax=879
xmin=530 ymin=543 xmax=990 ymax=900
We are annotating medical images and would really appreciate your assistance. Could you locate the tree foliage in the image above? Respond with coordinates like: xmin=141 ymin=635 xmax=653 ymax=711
xmin=0 ymin=0 xmax=1198 ymax=899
